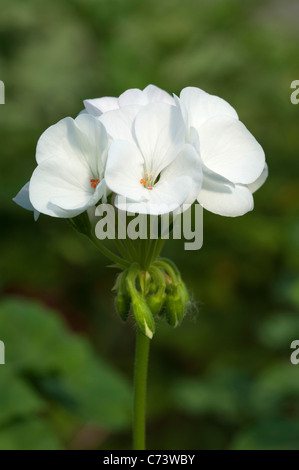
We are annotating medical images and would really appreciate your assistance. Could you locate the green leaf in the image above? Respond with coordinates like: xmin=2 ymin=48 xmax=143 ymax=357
xmin=172 ymin=369 xmax=251 ymax=421
xmin=0 ymin=367 xmax=45 ymax=427
xmin=0 ymin=418 xmax=62 ymax=450
xmin=0 ymin=297 xmax=131 ymax=430
xmin=231 ymin=419 xmax=299 ymax=450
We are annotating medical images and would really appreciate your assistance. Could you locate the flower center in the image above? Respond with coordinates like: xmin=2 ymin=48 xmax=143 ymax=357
xmin=140 ymin=173 xmax=154 ymax=190
xmin=90 ymin=178 xmax=100 ymax=189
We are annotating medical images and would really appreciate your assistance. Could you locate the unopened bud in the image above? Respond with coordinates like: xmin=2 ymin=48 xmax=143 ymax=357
xmin=131 ymin=292 xmax=156 ymax=339
xmin=126 ymin=263 xmax=155 ymax=339
xmin=114 ymin=270 xmax=131 ymax=322
xmin=146 ymin=266 xmax=166 ymax=316
xmin=177 ymin=280 xmax=189 ymax=312
xmin=155 ymin=258 xmax=189 ymax=328
xmin=165 ymin=291 xmax=182 ymax=327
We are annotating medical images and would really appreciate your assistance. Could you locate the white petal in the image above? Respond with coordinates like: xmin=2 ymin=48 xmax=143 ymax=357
xmin=173 ymin=93 xmax=188 ymax=129
xmin=180 ymin=86 xmax=238 ymax=129
xmin=134 ymin=102 xmax=186 ymax=177
xmin=174 ymin=94 xmax=201 ymax=145
xmin=13 ymin=182 xmax=40 ymax=220
xmin=115 ymin=176 xmax=191 ymax=215
xmin=160 ymin=144 xmax=202 ymax=208
xmin=36 ymin=115 xmax=108 ymax=179
xmin=50 ymin=180 xmax=106 ymax=211
xmin=105 ymin=140 xmax=147 ymax=202
xmin=84 ymin=97 xmax=119 ymax=115
xmin=74 ymin=114 xmax=109 ymax=177
xmin=198 ymin=116 xmax=265 ymax=185
xmin=118 ymin=88 xmax=148 ymax=107
xmin=50 ymin=193 xmax=95 ymax=211
xmin=99 ymin=105 xmax=140 ymax=143
xmin=248 ymin=163 xmax=268 ymax=193
xmin=29 ymin=156 xmax=99 ymax=218
xmin=143 ymin=85 xmax=175 ymax=105
xmin=36 ymin=118 xmax=74 ymax=164
xmin=197 ymin=167 xmax=254 ymax=217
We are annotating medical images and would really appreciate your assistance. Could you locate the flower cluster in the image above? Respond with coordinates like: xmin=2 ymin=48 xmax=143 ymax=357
xmin=14 ymin=85 xmax=267 ymax=219
xmin=13 ymin=85 xmax=268 ymax=340
xmin=115 ymin=258 xmax=189 ymax=339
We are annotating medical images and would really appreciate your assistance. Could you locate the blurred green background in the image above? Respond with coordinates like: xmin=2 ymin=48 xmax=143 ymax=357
xmin=1 ymin=0 xmax=299 ymax=450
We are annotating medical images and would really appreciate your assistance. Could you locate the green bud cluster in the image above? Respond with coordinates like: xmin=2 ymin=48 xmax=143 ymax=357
xmin=113 ymin=258 xmax=189 ymax=340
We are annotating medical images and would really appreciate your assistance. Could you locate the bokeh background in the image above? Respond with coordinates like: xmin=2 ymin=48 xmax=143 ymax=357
xmin=1 ymin=0 xmax=299 ymax=450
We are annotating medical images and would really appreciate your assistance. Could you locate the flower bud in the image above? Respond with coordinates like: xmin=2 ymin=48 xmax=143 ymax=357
xmin=147 ymin=293 xmax=166 ymax=317
xmin=130 ymin=292 xmax=156 ymax=339
xmin=165 ymin=290 xmax=183 ymax=327
xmin=126 ymin=263 xmax=155 ymax=339
xmin=177 ymin=280 xmax=189 ymax=312
xmin=114 ymin=270 xmax=131 ymax=322
xmin=146 ymin=266 xmax=166 ymax=316
xmin=148 ymin=282 xmax=157 ymax=294
xmin=138 ymin=270 xmax=151 ymax=295
xmin=155 ymin=258 xmax=189 ymax=327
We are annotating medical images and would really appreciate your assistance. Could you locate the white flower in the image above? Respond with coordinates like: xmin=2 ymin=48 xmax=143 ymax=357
xmin=83 ymin=84 xmax=174 ymax=116
xmin=14 ymin=114 xmax=110 ymax=218
xmin=176 ymin=87 xmax=267 ymax=217
xmin=103 ymin=102 xmax=202 ymax=215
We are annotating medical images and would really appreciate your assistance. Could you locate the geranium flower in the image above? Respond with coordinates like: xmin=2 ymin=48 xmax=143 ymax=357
xmin=103 ymin=102 xmax=202 ymax=215
xmin=14 ymin=114 xmax=110 ymax=218
xmin=176 ymin=87 xmax=267 ymax=217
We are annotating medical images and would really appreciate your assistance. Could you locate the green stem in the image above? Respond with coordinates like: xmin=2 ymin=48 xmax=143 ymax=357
xmin=90 ymin=236 xmax=129 ymax=269
xmin=143 ymin=238 xmax=155 ymax=270
xmin=115 ymin=238 xmax=134 ymax=263
xmin=150 ymin=238 xmax=166 ymax=266
xmin=133 ymin=329 xmax=151 ymax=450
xmin=127 ymin=238 xmax=140 ymax=261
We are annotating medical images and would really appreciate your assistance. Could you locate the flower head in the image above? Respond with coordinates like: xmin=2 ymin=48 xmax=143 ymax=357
xmin=14 ymin=85 xmax=267 ymax=222
xmin=14 ymin=114 xmax=110 ymax=218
